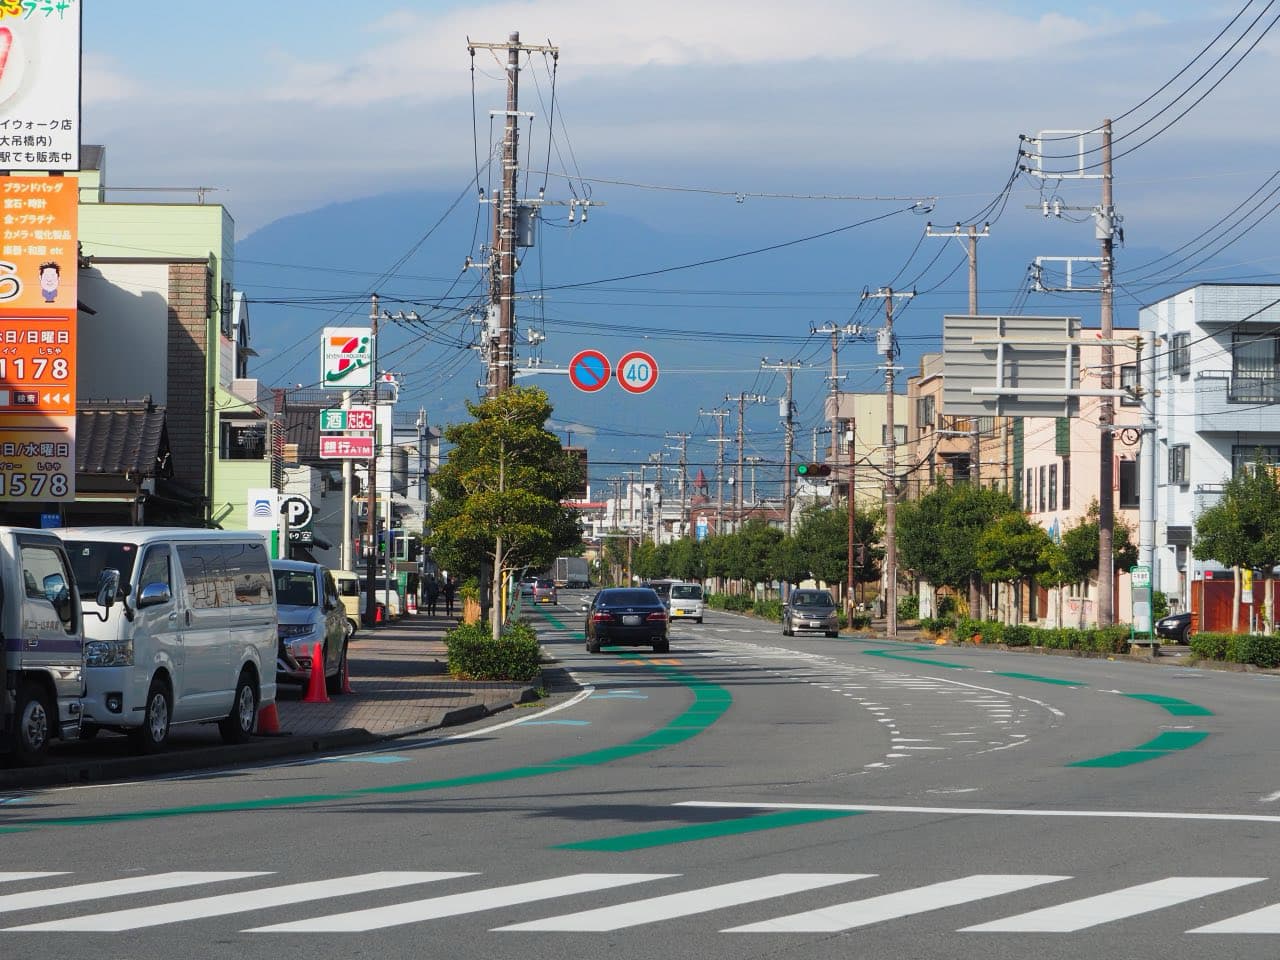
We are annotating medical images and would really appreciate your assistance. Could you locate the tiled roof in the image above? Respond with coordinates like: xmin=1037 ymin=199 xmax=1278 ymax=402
xmin=76 ymin=399 xmax=172 ymax=479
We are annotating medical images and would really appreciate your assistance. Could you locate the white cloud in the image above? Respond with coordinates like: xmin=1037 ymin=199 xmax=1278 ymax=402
xmin=81 ymin=53 xmax=142 ymax=104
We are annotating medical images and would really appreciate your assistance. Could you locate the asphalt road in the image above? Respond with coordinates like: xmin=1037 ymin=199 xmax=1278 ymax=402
xmin=3 ymin=591 xmax=1280 ymax=960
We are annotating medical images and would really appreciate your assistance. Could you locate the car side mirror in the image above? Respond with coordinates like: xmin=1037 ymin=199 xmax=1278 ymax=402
xmin=136 ymin=582 xmax=172 ymax=609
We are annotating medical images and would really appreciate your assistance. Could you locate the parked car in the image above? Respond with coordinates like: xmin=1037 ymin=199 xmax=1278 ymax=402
xmin=585 ymin=587 xmax=669 ymax=653
xmin=667 ymin=582 xmax=705 ymax=623
xmin=331 ymin=569 xmax=362 ymax=639
xmin=58 ymin=527 xmax=277 ymax=751
xmin=271 ymin=559 xmax=350 ymax=694
xmin=783 ymin=589 xmax=840 ymax=638
xmin=1155 ymin=610 xmax=1192 ymax=643
xmin=532 ymin=578 xmax=558 ymax=604
xmin=519 ymin=576 xmax=538 ymax=598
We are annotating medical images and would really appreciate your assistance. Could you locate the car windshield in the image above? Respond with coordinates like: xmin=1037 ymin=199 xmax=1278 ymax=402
xmin=671 ymin=584 xmax=702 ymax=600
xmin=793 ymin=591 xmax=835 ymax=607
xmin=600 ymin=589 xmax=660 ymax=605
xmin=536 ymin=579 xmax=554 ymax=588
xmin=63 ymin=540 xmax=137 ymax=599
xmin=274 ymin=571 xmax=317 ymax=607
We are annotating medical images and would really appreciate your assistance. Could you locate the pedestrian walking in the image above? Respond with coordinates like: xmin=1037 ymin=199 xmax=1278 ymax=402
xmin=443 ymin=575 xmax=457 ymax=617
xmin=423 ymin=573 xmax=440 ymax=617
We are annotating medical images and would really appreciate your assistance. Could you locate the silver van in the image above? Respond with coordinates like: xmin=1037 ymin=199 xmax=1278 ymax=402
xmin=667 ymin=582 xmax=705 ymax=623
xmin=271 ymin=559 xmax=349 ymax=692
xmin=57 ymin=528 xmax=277 ymax=752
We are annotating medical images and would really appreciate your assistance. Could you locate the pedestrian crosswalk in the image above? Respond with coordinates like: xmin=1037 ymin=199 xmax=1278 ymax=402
xmin=2 ymin=870 xmax=1279 ymax=935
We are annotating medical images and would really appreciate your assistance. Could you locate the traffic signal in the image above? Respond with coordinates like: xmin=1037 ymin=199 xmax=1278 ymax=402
xmin=796 ymin=463 xmax=832 ymax=477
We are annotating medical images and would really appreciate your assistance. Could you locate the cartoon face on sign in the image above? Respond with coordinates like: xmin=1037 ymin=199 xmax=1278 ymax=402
xmin=38 ymin=261 xmax=59 ymax=302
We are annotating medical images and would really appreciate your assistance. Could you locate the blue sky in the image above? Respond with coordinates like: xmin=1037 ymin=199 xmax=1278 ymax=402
xmin=79 ymin=2 xmax=1280 ymax=492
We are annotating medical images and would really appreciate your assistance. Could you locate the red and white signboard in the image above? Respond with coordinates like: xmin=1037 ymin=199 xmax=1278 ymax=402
xmin=616 ymin=350 xmax=659 ymax=394
xmin=568 ymin=349 xmax=611 ymax=393
xmin=320 ymin=435 xmax=374 ymax=459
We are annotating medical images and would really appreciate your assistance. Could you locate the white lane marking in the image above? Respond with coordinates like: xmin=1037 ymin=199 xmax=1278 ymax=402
xmin=0 ymin=873 xmax=65 ymax=884
xmin=1261 ymin=790 xmax=1280 ymax=803
xmin=726 ymin=875 xmax=1067 ymax=933
xmin=964 ymin=877 xmax=1263 ymax=932
xmin=0 ymin=872 xmax=265 ymax=915
xmin=677 ymin=800 xmax=1280 ymax=825
xmin=250 ymin=874 xmax=674 ymax=933
xmin=1190 ymin=896 xmax=1280 ymax=933
xmin=496 ymin=874 xmax=872 ymax=931
xmin=10 ymin=872 xmax=463 ymax=932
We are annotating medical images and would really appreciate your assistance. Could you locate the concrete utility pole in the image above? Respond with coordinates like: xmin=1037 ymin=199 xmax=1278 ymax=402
xmin=362 ymin=294 xmax=381 ymax=628
xmin=864 ymin=287 xmax=913 ymax=639
xmin=927 ymin=221 xmax=990 ymax=617
xmin=468 ymin=32 xmax=558 ymax=397
xmin=1098 ymin=118 xmax=1116 ymax=626
xmin=665 ymin=433 xmax=691 ymax=538
xmin=649 ymin=449 xmax=664 ymax=546
xmin=846 ymin=419 xmax=856 ymax=619
xmin=725 ymin=393 xmax=768 ymax=532
xmin=761 ymin=359 xmax=800 ymax=535
xmin=701 ymin=407 xmax=731 ymax=536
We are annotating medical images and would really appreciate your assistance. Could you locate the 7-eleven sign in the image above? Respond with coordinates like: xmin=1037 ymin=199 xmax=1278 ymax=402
xmin=321 ymin=327 xmax=374 ymax=389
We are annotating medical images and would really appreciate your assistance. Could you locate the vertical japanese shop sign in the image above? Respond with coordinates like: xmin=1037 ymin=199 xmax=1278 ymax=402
xmin=0 ymin=174 xmax=77 ymax=502
xmin=0 ymin=1 xmax=81 ymax=171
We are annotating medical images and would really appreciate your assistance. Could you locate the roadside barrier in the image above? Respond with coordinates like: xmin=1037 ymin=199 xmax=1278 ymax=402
xmin=302 ymin=642 xmax=330 ymax=704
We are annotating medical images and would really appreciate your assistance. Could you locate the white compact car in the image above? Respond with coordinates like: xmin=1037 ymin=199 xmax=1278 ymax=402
xmin=667 ymin=582 xmax=705 ymax=623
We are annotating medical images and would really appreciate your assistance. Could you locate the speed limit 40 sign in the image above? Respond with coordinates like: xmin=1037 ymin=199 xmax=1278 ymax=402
xmin=616 ymin=350 xmax=659 ymax=394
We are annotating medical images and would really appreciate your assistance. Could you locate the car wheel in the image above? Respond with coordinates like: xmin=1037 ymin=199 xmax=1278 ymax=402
xmin=326 ymin=641 xmax=349 ymax=695
xmin=586 ymin=637 xmax=601 ymax=654
xmin=653 ymin=639 xmax=670 ymax=653
xmin=128 ymin=676 xmax=172 ymax=755
xmin=782 ymin=624 xmax=792 ymax=637
xmin=219 ymin=670 xmax=259 ymax=744
xmin=826 ymin=631 xmax=839 ymax=638
xmin=11 ymin=683 xmax=52 ymax=766
xmin=696 ymin=617 xmax=703 ymax=624
xmin=79 ymin=722 xmax=100 ymax=741
xmin=346 ymin=617 xmax=358 ymax=641
xmin=1180 ymin=623 xmax=1191 ymax=644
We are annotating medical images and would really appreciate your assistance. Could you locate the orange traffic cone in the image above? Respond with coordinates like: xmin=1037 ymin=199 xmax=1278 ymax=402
xmin=340 ymin=651 xmax=354 ymax=695
xmin=302 ymin=642 xmax=330 ymax=703
xmin=256 ymin=700 xmax=283 ymax=735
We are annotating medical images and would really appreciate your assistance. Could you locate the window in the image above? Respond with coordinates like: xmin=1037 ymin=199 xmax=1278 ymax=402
xmin=1025 ymin=468 xmax=1033 ymax=512
xmin=19 ymin=543 xmax=75 ymax=633
xmin=1062 ymin=457 xmax=1071 ymax=510
xmin=137 ymin=546 xmax=171 ymax=596
xmin=1231 ymin=333 xmax=1280 ymax=402
xmin=1169 ymin=444 xmax=1189 ymax=486
xmin=1118 ymin=459 xmax=1139 ymax=509
xmin=1038 ymin=465 xmax=1047 ymax=513
xmin=1231 ymin=445 xmax=1280 ymax=477
xmin=1049 ymin=463 xmax=1058 ymax=511
xmin=881 ymin=424 xmax=907 ymax=446
xmin=220 ymin=418 xmax=266 ymax=460
xmin=916 ymin=396 xmax=935 ymax=433
xmin=1169 ymin=332 xmax=1189 ymax=376
xmin=1119 ymin=364 xmax=1140 ymax=406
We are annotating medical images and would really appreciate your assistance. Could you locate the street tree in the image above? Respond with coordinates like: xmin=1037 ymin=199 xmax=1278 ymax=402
xmin=1060 ymin=500 xmax=1139 ymax=626
xmin=429 ymin=387 xmax=581 ymax=638
xmin=976 ymin=512 xmax=1052 ymax=623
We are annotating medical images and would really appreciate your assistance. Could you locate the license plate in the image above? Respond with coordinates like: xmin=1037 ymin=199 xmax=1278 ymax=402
xmin=623 ymin=614 xmax=642 ymax=626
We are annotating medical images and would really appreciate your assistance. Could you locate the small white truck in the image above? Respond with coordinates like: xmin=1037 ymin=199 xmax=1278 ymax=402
xmin=1 ymin=526 xmax=117 ymax=765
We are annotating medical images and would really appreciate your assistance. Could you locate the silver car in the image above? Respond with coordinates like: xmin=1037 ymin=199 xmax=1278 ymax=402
xmin=783 ymin=589 xmax=840 ymax=638
xmin=271 ymin=560 xmax=350 ymax=693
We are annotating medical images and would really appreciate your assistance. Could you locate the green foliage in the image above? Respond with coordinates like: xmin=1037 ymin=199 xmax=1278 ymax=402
xmin=936 ymin=593 xmax=958 ymax=617
xmin=1001 ymin=624 xmax=1034 ymax=646
xmin=897 ymin=594 xmax=920 ymax=620
xmin=1194 ymin=452 xmax=1280 ymax=573
xmin=707 ymin=592 xmax=753 ymax=612
xmin=1061 ymin=501 xmax=1139 ymax=580
xmin=976 ymin=512 xmax=1052 ymax=585
xmin=1151 ymin=590 xmax=1170 ymax=621
xmin=897 ymin=484 xmax=1017 ymax=590
xmin=848 ymin=613 xmax=873 ymax=630
xmin=444 ymin=621 xmax=543 ymax=682
xmin=1192 ymin=631 xmax=1280 ymax=668
xmin=753 ymin=599 xmax=784 ymax=622
xmin=918 ymin=615 xmax=956 ymax=635
xmin=955 ymin=617 xmax=1003 ymax=643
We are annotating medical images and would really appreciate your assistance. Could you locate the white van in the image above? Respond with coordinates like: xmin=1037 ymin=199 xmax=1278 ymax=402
xmin=57 ymin=528 xmax=278 ymax=752
xmin=668 ymin=582 xmax=705 ymax=623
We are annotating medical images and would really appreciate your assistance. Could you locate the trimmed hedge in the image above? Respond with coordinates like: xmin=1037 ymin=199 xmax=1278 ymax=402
xmin=945 ymin=619 xmax=1130 ymax=654
xmin=444 ymin=621 xmax=543 ymax=682
xmin=707 ymin=593 xmax=753 ymax=612
xmin=1191 ymin=631 xmax=1280 ymax=668
xmin=897 ymin=594 xmax=920 ymax=620
xmin=753 ymin=599 xmax=783 ymax=622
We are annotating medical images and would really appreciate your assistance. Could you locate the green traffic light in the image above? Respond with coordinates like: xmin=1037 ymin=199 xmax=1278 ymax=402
xmin=796 ymin=464 xmax=809 ymax=476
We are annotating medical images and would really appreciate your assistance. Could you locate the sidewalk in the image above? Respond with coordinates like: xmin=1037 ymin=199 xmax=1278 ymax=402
xmin=0 ymin=612 xmax=545 ymax=790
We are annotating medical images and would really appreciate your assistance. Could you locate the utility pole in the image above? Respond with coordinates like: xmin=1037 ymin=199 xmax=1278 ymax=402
xmin=649 ymin=449 xmax=665 ymax=546
xmin=701 ymin=408 xmax=731 ymax=536
xmin=725 ymin=393 xmax=768 ymax=533
xmin=864 ymin=287 xmax=913 ymax=639
xmin=761 ymin=359 xmax=800 ymax=535
xmin=846 ymin=419 xmax=856 ymax=619
xmin=1098 ymin=119 xmax=1116 ymax=627
xmin=1022 ymin=119 xmax=1121 ymax=626
xmin=468 ymin=32 xmax=558 ymax=397
xmin=927 ymin=220 xmax=990 ymax=617
xmin=665 ymin=433 xmax=689 ymax=538
xmin=362 ymin=294 xmax=381 ymax=628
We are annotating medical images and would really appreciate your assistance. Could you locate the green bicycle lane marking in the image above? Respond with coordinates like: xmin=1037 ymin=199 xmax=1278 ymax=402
xmin=859 ymin=648 xmax=1211 ymax=766
xmin=555 ymin=808 xmax=861 ymax=852
xmin=2 ymin=613 xmax=733 ymax=834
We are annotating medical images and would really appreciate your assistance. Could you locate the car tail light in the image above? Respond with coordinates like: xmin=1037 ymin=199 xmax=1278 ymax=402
xmin=592 ymin=611 xmax=614 ymax=623
xmin=647 ymin=610 xmax=668 ymax=622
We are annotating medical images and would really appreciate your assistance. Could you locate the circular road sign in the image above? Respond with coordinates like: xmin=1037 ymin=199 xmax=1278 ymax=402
xmin=616 ymin=350 xmax=659 ymax=394
xmin=568 ymin=349 xmax=611 ymax=393
xmin=280 ymin=494 xmax=314 ymax=530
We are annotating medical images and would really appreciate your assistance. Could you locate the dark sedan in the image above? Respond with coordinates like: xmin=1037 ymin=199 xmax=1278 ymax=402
xmin=585 ymin=587 xmax=669 ymax=654
xmin=1155 ymin=610 xmax=1191 ymax=643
